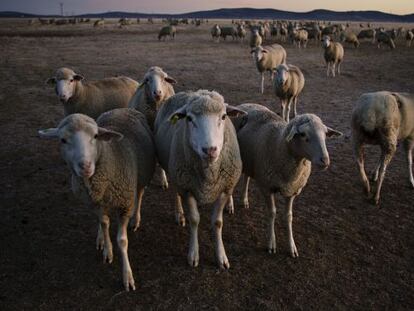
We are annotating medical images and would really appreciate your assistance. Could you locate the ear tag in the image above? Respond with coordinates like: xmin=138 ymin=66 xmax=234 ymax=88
xmin=171 ymin=115 xmax=179 ymax=125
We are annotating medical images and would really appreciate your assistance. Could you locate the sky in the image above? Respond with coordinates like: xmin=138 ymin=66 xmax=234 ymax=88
xmin=1 ymin=0 xmax=413 ymax=16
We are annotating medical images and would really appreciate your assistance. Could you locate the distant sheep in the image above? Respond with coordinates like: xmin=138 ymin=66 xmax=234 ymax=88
xmin=211 ymin=24 xmax=221 ymax=42
xmin=376 ymin=31 xmax=396 ymax=49
xmin=93 ymin=19 xmax=104 ymax=27
xmin=46 ymin=67 xmax=138 ymax=119
xmin=322 ymin=36 xmax=344 ymax=77
xmin=39 ymin=108 xmax=156 ymax=291
xmin=249 ymin=29 xmax=263 ymax=48
xmin=290 ymin=29 xmax=308 ymax=48
xmin=340 ymin=31 xmax=360 ymax=48
xmin=358 ymin=29 xmax=376 ymax=43
xmin=406 ymin=30 xmax=414 ymax=47
xmin=351 ymin=91 xmax=414 ymax=205
xmin=220 ymin=26 xmax=237 ymax=40
xmin=158 ymin=25 xmax=176 ymax=41
xmin=251 ymin=44 xmax=287 ymax=94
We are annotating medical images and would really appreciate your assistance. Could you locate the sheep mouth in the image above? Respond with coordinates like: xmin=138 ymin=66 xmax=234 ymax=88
xmin=313 ymin=163 xmax=329 ymax=171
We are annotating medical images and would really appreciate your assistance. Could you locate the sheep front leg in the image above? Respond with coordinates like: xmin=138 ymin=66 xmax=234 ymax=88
xmin=100 ymin=213 xmax=113 ymax=263
xmin=286 ymin=195 xmax=298 ymax=257
xmin=293 ymin=96 xmax=298 ymax=118
xmin=117 ymin=216 xmax=135 ymax=291
xmin=331 ymin=63 xmax=336 ymax=77
xmin=260 ymin=72 xmax=265 ymax=94
xmin=326 ymin=62 xmax=330 ymax=77
xmin=286 ymin=99 xmax=292 ymax=122
xmin=404 ymin=140 xmax=414 ymax=188
xmin=212 ymin=193 xmax=230 ymax=269
xmin=131 ymin=188 xmax=144 ymax=231
xmin=241 ymin=174 xmax=250 ymax=208
xmin=226 ymin=195 xmax=234 ymax=214
xmin=264 ymin=192 xmax=276 ymax=253
xmin=354 ymin=141 xmax=370 ymax=195
xmin=175 ymin=193 xmax=186 ymax=227
xmin=96 ymin=223 xmax=104 ymax=250
xmin=337 ymin=62 xmax=341 ymax=75
xmin=186 ymin=194 xmax=199 ymax=267
xmin=281 ymin=100 xmax=287 ymax=122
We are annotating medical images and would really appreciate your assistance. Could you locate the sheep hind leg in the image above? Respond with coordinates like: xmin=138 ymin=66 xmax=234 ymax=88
xmin=264 ymin=192 xmax=277 ymax=253
xmin=354 ymin=141 xmax=371 ymax=196
xmin=286 ymin=195 xmax=298 ymax=258
xmin=131 ymin=187 xmax=144 ymax=231
xmin=286 ymin=99 xmax=292 ymax=122
xmin=370 ymin=156 xmax=381 ymax=182
xmin=293 ymin=97 xmax=298 ymax=118
xmin=337 ymin=61 xmax=341 ymax=75
xmin=326 ymin=63 xmax=330 ymax=77
xmin=241 ymin=174 xmax=250 ymax=209
xmin=175 ymin=193 xmax=186 ymax=227
xmin=331 ymin=63 xmax=336 ymax=77
xmin=212 ymin=193 xmax=230 ymax=269
xmin=373 ymin=142 xmax=396 ymax=205
xmin=117 ymin=215 xmax=135 ymax=291
xmin=100 ymin=213 xmax=113 ymax=264
xmin=404 ymin=139 xmax=414 ymax=188
xmin=260 ymin=73 xmax=265 ymax=94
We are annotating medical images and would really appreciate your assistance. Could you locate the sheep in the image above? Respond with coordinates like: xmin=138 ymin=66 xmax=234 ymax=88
xmin=93 ymin=19 xmax=104 ymax=27
xmin=220 ymin=26 xmax=237 ymax=40
xmin=351 ymin=92 xmax=414 ymax=205
xmin=376 ymin=31 xmax=396 ymax=50
xmin=322 ymin=35 xmax=344 ymax=78
xmin=406 ymin=30 xmax=414 ymax=47
xmin=128 ymin=66 xmax=177 ymax=189
xmin=279 ymin=25 xmax=288 ymax=42
xmin=236 ymin=24 xmax=247 ymax=41
xmin=251 ymin=44 xmax=287 ymax=94
xmin=233 ymin=104 xmax=342 ymax=256
xmin=358 ymin=29 xmax=376 ymax=43
xmin=46 ymin=67 xmax=138 ymax=119
xmin=211 ymin=24 xmax=221 ymax=42
xmin=158 ymin=25 xmax=176 ymax=41
xmin=154 ymin=90 xmax=245 ymax=268
xmin=273 ymin=64 xmax=305 ymax=122
xmin=38 ymin=108 xmax=156 ymax=291
xmin=249 ymin=29 xmax=263 ymax=48
xmin=306 ymin=27 xmax=322 ymax=44
xmin=290 ymin=29 xmax=308 ymax=48
xmin=340 ymin=31 xmax=360 ymax=48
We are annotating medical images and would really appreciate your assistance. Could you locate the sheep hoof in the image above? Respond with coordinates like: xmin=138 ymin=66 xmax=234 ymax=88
xmin=96 ymin=236 xmax=104 ymax=251
xmin=176 ymin=214 xmax=186 ymax=227
xmin=218 ymin=255 xmax=230 ymax=270
xmin=123 ymin=270 xmax=136 ymax=291
xmin=242 ymin=201 xmax=250 ymax=209
xmin=268 ymin=247 xmax=276 ymax=254
xmin=188 ymin=252 xmax=199 ymax=267
xmin=290 ymin=248 xmax=299 ymax=258
xmin=103 ymin=247 xmax=113 ymax=264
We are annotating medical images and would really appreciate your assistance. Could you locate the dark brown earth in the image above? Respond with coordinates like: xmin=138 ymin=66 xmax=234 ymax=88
xmin=0 ymin=19 xmax=413 ymax=310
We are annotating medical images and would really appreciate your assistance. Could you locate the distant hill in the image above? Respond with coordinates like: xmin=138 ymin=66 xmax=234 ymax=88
xmin=1 ymin=7 xmax=413 ymax=22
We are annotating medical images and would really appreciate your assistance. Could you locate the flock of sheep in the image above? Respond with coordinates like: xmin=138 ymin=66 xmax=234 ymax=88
xmin=37 ymin=18 xmax=414 ymax=292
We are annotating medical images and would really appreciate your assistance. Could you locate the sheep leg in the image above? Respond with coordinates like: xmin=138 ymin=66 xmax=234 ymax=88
xmin=286 ymin=195 xmax=298 ymax=257
xmin=186 ymin=194 xmax=200 ymax=267
xmin=96 ymin=223 xmax=104 ymax=250
xmin=117 ymin=215 xmax=135 ymax=291
xmin=370 ymin=157 xmax=381 ymax=182
xmin=286 ymin=99 xmax=292 ymax=123
xmin=212 ymin=192 xmax=230 ymax=269
xmin=226 ymin=195 xmax=234 ymax=215
xmin=373 ymin=141 xmax=396 ymax=205
xmin=260 ymin=73 xmax=264 ymax=94
xmin=100 ymin=213 xmax=113 ymax=264
xmin=175 ymin=193 xmax=186 ymax=226
xmin=354 ymin=141 xmax=371 ymax=195
xmin=332 ymin=63 xmax=336 ymax=77
xmin=337 ymin=62 xmax=341 ymax=75
xmin=131 ymin=188 xmax=144 ymax=231
xmin=326 ymin=63 xmax=330 ymax=77
xmin=151 ymin=165 xmax=169 ymax=189
xmin=281 ymin=100 xmax=287 ymax=122
xmin=264 ymin=192 xmax=277 ymax=253
xmin=241 ymin=174 xmax=250 ymax=208
xmin=404 ymin=139 xmax=414 ymax=188
xmin=293 ymin=97 xmax=298 ymax=118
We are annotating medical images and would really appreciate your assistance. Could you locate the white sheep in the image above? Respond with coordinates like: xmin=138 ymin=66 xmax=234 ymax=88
xmin=322 ymin=35 xmax=344 ymax=78
xmin=46 ymin=67 xmax=138 ymax=119
xmin=249 ymin=29 xmax=262 ymax=48
xmin=351 ymin=91 xmax=414 ymax=205
xmin=376 ymin=31 xmax=396 ymax=50
xmin=251 ymin=44 xmax=287 ymax=94
xmin=211 ymin=24 xmax=221 ymax=42
xmin=158 ymin=25 xmax=176 ymax=41
xmin=39 ymin=108 xmax=156 ymax=291
xmin=273 ymin=64 xmax=305 ymax=122
xmin=406 ymin=30 xmax=414 ymax=47
xmin=290 ymin=29 xmax=308 ymax=48
xmin=154 ymin=90 xmax=245 ymax=269
xmin=128 ymin=66 xmax=177 ymax=189
xmin=234 ymin=104 xmax=342 ymax=256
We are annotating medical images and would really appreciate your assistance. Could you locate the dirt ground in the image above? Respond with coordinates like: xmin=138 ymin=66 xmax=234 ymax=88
xmin=0 ymin=19 xmax=414 ymax=310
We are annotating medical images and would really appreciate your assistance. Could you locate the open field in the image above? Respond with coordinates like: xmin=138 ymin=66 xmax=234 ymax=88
xmin=1 ymin=19 xmax=414 ymax=310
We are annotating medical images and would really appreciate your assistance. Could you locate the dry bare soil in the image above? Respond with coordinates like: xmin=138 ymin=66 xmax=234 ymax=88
xmin=1 ymin=19 xmax=414 ymax=310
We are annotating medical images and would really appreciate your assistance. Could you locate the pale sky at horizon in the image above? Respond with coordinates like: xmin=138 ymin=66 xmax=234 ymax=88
xmin=1 ymin=0 xmax=413 ymax=16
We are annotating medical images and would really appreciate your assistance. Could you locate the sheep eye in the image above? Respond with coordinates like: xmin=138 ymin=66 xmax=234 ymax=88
xmin=61 ymin=138 xmax=67 ymax=144
xmin=94 ymin=134 xmax=98 ymax=139
xmin=221 ymin=114 xmax=227 ymax=120
xmin=70 ymin=79 xmax=74 ymax=83
xmin=186 ymin=116 xmax=192 ymax=122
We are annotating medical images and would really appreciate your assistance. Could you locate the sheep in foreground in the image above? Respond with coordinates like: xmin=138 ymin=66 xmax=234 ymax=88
xmin=376 ymin=31 xmax=396 ymax=50
xmin=249 ymin=29 xmax=262 ymax=48
xmin=340 ymin=32 xmax=360 ymax=48
xmin=128 ymin=66 xmax=176 ymax=189
xmin=158 ymin=25 xmax=176 ymax=41
xmin=154 ymin=90 xmax=245 ymax=268
xmin=406 ymin=30 xmax=414 ymax=47
xmin=234 ymin=104 xmax=342 ymax=256
xmin=322 ymin=36 xmax=344 ymax=77
xmin=273 ymin=64 xmax=305 ymax=122
xmin=351 ymin=92 xmax=414 ymax=205
xmin=211 ymin=24 xmax=221 ymax=42
xmin=220 ymin=26 xmax=237 ymax=40
xmin=251 ymin=44 xmax=287 ymax=94
xmin=39 ymin=108 xmax=156 ymax=291
xmin=46 ymin=67 xmax=138 ymax=119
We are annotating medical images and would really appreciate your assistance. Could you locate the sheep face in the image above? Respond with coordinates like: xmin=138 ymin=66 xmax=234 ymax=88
xmin=322 ymin=35 xmax=331 ymax=48
xmin=274 ymin=64 xmax=290 ymax=86
xmin=46 ymin=68 xmax=84 ymax=103
xmin=144 ymin=68 xmax=176 ymax=105
xmin=285 ymin=116 xmax=342 ymax=170
xmin=169 ymin=97 xmax=244 ymax=164
xmin=38 ymin=114 xmax=123 ymax=178
xmin=251 ymin=46 xmax=268 ymax=63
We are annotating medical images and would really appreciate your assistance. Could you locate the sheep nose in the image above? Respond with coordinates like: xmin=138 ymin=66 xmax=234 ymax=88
xmin=79 ymin=161 xmax=91 ymax=170
xmin=59 ymin=95 xmax=67 ymax=101
xmin=320 ymin=156 xmax=330 ymax=167
xmin=202 ymin=147 xmax=218 ymax=157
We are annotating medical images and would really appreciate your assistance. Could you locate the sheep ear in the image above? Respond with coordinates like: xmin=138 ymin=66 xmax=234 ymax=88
xmin=165 ymin=76 xmax=177 ymax=84
xmin=250 ymin=49 xmax=256 ymax=54
xmin=225 ymin=104 xmax=247 ymax=117
xmin=326 ymin=127 xmax=343 ymax=138
xmin=169 ymin=106 xmax=187 ymax=124
xmin=46 ymin=77 xmax=56 ymax=85
xmin=97 ymin=127 xmax=123 ymax=141
xmin=38 ymin=128 xmax=59 ymax=139
xmin=74 ymin=74 xmax=84 ymax=81
xmin=262 ymin=49 xmax=268 ymax=53
xmin=285 ymin=125 xmax=298 ymax=142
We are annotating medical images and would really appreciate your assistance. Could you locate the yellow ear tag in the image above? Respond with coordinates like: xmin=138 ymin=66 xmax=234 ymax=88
xmin=171 ymin=115 xmax=179 ymax=125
